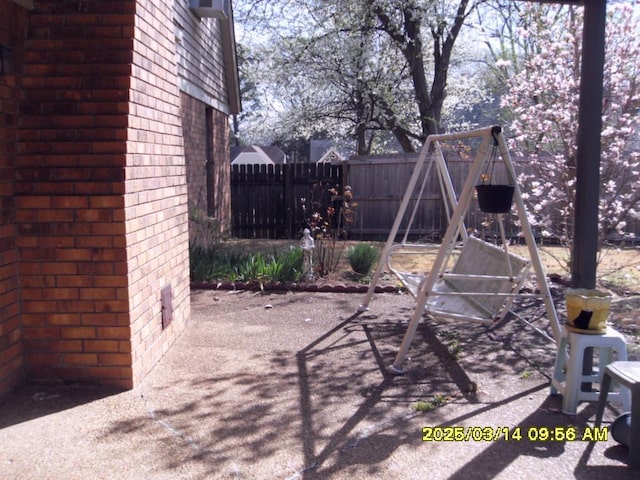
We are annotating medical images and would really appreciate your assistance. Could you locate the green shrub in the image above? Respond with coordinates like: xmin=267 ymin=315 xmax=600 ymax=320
xmin=189 ymin=244 xmax=304 ymax=285
xmin=273 ymin=247 xmax=305 ymax=282
xmin=189 ymin=244 xmax=243 ymax=282
xmin=346 ymin=243 xmax=379 ymax=277
xmin=236 ymin=253 xmax=268 ymax=281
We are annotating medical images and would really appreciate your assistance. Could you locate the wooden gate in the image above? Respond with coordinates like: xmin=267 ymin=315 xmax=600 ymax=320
xmin=231 ymin=163 xmax=344 ymax=239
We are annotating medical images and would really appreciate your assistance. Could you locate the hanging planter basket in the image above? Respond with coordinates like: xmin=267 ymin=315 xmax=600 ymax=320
xmin=476 ymin=129 xmax=515 ymax=214
xmin=475 ymin=184 xmax=515 ymax=214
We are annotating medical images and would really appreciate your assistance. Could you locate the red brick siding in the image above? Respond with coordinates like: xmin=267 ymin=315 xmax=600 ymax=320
xmin=17 ymin=0 xmax=135 ymax=388
xmin=126 ymin=0 xmax=190 ymax=385
xmin=182 ymin=93 xmax=208 ymax=215
xmin=182 ymin=92 xmax=231 ymax=247
xmin=0 ymin=0 xmax=212 ymax=400
xmin=0 ymin=0 xmax=27 ymax=400
xmin=210 ymin=107 xmax=231 ymax=236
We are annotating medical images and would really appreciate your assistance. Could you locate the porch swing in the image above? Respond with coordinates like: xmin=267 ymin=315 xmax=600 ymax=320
xmin=358 ymin=125 xmax=561 ymax=374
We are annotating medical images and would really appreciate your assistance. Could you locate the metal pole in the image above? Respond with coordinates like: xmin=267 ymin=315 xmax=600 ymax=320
xmin=571 ymin=0 xmax=606 ymax=289
xmin=571 ymin=0 xmax=607 ymax=394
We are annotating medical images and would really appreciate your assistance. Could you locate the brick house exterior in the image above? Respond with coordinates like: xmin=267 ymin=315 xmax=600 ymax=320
xmin=0 ymin=0 xmax=240 ymax=400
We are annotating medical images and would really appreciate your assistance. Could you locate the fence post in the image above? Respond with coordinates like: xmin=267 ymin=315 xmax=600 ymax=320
xmin=284 ymin=164 xmax=293 ymax=238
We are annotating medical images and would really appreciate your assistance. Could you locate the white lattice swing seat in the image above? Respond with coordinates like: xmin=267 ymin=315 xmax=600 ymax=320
xmin=421 ymin=236 xmax=531 ymax=323
xmin=386 ymin=242 xmax=442 ymax=298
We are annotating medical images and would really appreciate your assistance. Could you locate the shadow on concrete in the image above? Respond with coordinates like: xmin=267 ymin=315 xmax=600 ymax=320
xmin=93 ymin=297 xmax=482 ymax=479
xmin=291 ymin=306 xmax=543 ymax=478
xmin=4 ymin=290 xmax=636 ymax=479
xmin=0 ymin=384 xmax=123 ymax=429
xmin=445 ymin=398 xmax=639 ymax=479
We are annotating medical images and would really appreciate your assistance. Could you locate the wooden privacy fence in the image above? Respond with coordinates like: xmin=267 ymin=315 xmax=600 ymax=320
xmin=231 ymin=163 xmax=343 ymax=238
xmin=231 ymin=156 xmax=519 ymax=240
xmin=348 ymin=154 xmax=640 ymax=242
xmin=346 ymin=153 xmax=526 ymax=241
xmin=231 ymin=157 xmax=640 ymax=241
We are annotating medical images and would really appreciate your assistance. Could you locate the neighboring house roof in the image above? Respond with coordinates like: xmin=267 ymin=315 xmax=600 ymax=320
xmin=316 ymin=147 xmax=345 ymax=164
xmin=231 ymin=145 xmax=287 ymax=165
xmin=310 ymin=139 xmax=334 ymax=163
xmin=310 ymin=139 xmax=351 ymax=163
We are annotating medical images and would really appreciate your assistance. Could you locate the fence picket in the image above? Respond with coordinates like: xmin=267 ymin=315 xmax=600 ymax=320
xmin=231 ymin=163 xmax=344 ymax=238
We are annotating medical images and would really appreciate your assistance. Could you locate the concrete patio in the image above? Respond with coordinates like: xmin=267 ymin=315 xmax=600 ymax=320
xmin=0 ymin=289 xmax=637 ymax=479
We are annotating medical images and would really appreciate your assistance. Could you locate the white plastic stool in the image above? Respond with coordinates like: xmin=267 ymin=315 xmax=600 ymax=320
xmin=551 ymin=326 xmax=630 ymax=415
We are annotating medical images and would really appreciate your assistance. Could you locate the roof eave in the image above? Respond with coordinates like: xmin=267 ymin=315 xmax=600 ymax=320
xmin=221 ymin=1 xmax=241 ymax=115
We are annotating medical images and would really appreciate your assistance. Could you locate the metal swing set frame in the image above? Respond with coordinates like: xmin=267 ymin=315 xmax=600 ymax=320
xmin=358 ymin=126 xmax=561 ymax=374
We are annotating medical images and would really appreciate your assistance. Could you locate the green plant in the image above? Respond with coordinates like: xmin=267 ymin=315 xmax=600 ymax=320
xmin=236 ymin=250 xmax=304 ymax=287
xmin=189 ymin=244 xmax=304 ymax=286
xmin=347 ymin=243 xmax=379 ymax=277
xmin=273 ymin=247 xmax=305 ymax=282
xmin=413 ymin=401 xmax=435 ymax=413
xmin=448 ymin=339 xmax=463 ymax=359
xmin=189 ymin=244 xmax=242 ymax=282
xmin=236 ymin=253 xmax=268 ymax=282
xmin=413 ymin=394 xmax=447 ymax=413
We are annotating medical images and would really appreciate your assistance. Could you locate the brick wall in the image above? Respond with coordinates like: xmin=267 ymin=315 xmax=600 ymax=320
xmin=210 ymin=105 xmax=231 ymax=236
xmin=182 ymin=91 xmax=231 ymax=247
xmin=183 ymin=93 xmax=208 ymax=215
xmin=14 ymin=0 xmax=190 ymax=390
xmin=0 ymin=0 xmax=27 ymax=399
xmin=16 ymin=0 xmax=135 ymax=388
xmin=126 ymin=0 xmax=190 ymax=385
xmin=0 ymin=0 xmax=204 ymax=399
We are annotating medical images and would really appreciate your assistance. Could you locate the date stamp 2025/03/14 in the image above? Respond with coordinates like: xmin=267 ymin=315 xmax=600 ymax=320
xmin=421 ymin=426 xmax=608 ymax=443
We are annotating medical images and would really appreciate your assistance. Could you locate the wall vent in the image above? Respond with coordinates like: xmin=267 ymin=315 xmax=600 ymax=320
xmin=161 ymin=285 xmax=173 ymax=329
xmin=189 ymin=0 xmax=229 ymax=19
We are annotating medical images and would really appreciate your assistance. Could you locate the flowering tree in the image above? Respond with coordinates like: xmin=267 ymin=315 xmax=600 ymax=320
xmin=234 ymin=0 xmax=486 ymax=153
xmin=501 ymin=3 xmax=640 ymax=252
